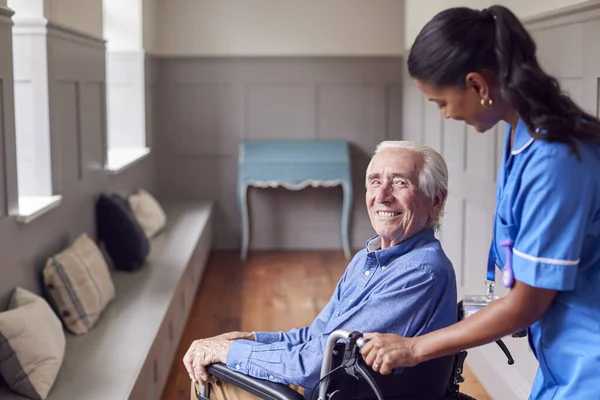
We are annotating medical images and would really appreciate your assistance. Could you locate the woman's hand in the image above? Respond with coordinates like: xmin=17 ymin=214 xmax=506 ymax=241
xmin=360 ymin=333 xmax=420 ymax=375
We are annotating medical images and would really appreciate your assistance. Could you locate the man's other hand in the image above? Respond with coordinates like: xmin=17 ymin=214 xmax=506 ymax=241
xmin=210 ymin=331 xmax=256 ymax=341
xmin=183 ymin=339 xmax=232 ymax=384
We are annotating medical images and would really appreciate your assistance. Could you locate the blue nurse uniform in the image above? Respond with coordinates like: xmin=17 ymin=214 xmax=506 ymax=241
xmin=489 ymin=119 xmax=600 ymax=399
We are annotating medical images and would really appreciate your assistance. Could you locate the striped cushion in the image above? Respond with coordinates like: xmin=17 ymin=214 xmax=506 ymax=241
xmin=43 ymin=234 xmax=115 ymax=335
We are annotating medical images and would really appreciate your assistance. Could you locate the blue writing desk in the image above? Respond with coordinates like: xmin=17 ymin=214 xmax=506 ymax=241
xmin=238 ymin=139 xmax=353 ymax=260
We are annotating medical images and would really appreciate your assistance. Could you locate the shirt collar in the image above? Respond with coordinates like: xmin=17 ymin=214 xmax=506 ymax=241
xmin=508 ymin=118 xmax=535 ymax=155
xmin=365 ymin=227 xmax=436 ymax=266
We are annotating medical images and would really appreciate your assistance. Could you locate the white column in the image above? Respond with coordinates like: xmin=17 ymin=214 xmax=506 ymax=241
xmin=9 ymin=0 xmax=52 ymax=197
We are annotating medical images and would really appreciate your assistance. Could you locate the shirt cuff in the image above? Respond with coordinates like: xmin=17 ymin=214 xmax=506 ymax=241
xmin=513 ymin=250 xmax=578 ymax=290
xmin=253 ymin=331 xmax=281 ymax=344
xmin=226 ymin=339 xmax=254 ymax=374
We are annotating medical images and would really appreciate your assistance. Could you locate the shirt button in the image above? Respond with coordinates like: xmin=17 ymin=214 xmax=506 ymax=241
xmin=364 ymin=270 xmax=370 ymax=276
xmin=236 ymin=365 xmax=241 ymax=370
xmin=381 ymin=266 xmax=386 ymax=270
xmin=269 ymin=375 xmax=274 ymax=380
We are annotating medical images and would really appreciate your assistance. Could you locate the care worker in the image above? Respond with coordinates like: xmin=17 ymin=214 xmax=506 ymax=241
xmin=360 ymin=5 xmax=600 ymax=399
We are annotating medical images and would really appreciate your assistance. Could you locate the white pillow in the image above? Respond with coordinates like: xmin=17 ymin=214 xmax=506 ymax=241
xmin=0 ymin=287 xmax=65 ymax=399
xmin=43 ymin=233 xmax=115 ymax=335
xmin=128 ymin=189 xmax=167 ymax=238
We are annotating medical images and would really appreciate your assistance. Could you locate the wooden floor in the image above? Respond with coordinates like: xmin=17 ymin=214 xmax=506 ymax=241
xmin=161 ymin=251 xmax=490 ymax=400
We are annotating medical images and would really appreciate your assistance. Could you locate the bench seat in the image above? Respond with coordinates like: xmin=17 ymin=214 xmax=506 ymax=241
xmin=0 ymin=201 xmax=213 ymax=400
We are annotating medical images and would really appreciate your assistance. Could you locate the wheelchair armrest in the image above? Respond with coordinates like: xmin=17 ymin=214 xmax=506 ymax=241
xmin=205 ymin=363 xmax=304 ymax=400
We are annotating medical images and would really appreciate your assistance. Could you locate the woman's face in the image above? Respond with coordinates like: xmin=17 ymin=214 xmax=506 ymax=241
xmin=414 ymin=75 xmax=503 ymax=133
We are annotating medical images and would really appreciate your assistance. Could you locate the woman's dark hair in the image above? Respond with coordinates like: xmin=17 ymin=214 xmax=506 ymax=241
xmin=407 ymin=5 xmax=600 ymax=156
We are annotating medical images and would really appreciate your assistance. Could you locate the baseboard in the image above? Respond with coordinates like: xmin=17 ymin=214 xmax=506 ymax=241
xmin=465 ymin=344 xmax=534 ymax=400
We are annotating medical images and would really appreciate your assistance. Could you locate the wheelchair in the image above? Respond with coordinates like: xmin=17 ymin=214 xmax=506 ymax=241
xmin=198 ymin=302 xmax=517 ymax=400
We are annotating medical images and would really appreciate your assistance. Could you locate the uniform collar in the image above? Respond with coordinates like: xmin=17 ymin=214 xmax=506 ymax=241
xmin=508 ymin=118 xmax=535 ymax=155
xmin=365 ymin=227 xmax=436 ymax=266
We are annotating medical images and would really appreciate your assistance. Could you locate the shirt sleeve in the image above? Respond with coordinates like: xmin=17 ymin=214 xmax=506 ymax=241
xmin=253 ymin=328 xmax=309 ymax=345
xmin=226 ymin=264 xmax=444 ymax=388
xmin=511 ymin=152 xmax=594 ymax=290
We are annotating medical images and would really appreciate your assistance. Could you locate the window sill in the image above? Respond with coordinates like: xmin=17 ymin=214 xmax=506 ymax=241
xmin=17 ymin=195 xmax=62 ymax=224
xmin=106 ymin=148 xmax=150 ymax=175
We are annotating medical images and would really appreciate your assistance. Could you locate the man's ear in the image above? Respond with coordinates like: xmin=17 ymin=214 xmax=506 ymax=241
xmin=430 ymin=190 xmax=447 ymax=219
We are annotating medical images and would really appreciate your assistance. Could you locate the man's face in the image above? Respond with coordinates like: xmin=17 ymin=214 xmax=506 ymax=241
xmin=366 ymin=148 xmax=435 ymax=248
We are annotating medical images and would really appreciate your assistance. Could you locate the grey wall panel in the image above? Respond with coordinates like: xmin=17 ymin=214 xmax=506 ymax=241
xmin=0 ymin=78 xmax=5 ymax=218
xmin=442 ymin=119 xmax=466 ymax=172
xmin=560 ymin=78 xmax=585 ymax=109
xmin=157 ymin=154 xmax=237 ymax=248
xmin=349 ymin=152 xmax=376 ymax=243
xmin=81 ymin=83 xmax=106 ymax=174
xmin=582 ymin=20 xmax=600 ymax=116
xmin=400 ymin=66 xmax=423 ymax=143
xmin=423 ymin=100 xmax=442 ymax=151
xmin=0 ymin=9 xmax=16 ymax=217
xmin=156 ymin=57 xmax=403 ymax=251
xmin=318 ymin=84 xmax=388 ymax=153
xmin=532 ymin=23 xmax=583 ymax=79
xmin=145 ymin=55 xmax=156 ymax=149
xmin=386 ymin=83 xmax=403 ymax=140
xmin=0 ymin=25 xmax=157 ymax=310
xmin=56 ymin=81 xmax=82 ymax=187
xmin=175 ymin=84 xmax=239 ymax=155
xmin=247 ymin=84 xmax=315 ymax=140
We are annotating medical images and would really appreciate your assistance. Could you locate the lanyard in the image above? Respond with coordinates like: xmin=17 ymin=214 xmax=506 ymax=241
xmin=486 ymin=236 xmax=515 ymax=297
xmin=487 ymin=132 xmax=517 ymax=294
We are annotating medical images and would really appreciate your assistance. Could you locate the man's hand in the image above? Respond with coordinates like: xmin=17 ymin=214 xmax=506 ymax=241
xmin=183 ymin=339 xmax=232 ymax=384
xmin=360 ymin=332 xmax=420 ymax=375
xmin=208 ymin=331 xmax=256 ymax=342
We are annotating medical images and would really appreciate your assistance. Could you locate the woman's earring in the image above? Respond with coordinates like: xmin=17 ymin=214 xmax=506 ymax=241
xmin=480 ymin=98 xmax=493 ymax=107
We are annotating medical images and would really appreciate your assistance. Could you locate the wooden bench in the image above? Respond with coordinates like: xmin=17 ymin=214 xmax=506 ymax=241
xmin=0 ymin=201 xmax=213 ymax=400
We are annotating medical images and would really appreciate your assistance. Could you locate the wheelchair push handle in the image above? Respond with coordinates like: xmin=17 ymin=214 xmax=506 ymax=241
xmin=318 ymin=330 xmax=383 ymax=400
xmin=356 ymin=336 xmax=368 ymax=349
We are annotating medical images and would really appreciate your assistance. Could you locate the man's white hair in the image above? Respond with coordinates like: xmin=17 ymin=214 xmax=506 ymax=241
xmin=365 ymin=140 xmax=449 ymax=230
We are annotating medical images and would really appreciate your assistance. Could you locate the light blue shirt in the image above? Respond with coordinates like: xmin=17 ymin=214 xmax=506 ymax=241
xmin=226 ymin=227 xmax=457 ymax=397
xmin=490 ymin=119 xmax=600 ymax=399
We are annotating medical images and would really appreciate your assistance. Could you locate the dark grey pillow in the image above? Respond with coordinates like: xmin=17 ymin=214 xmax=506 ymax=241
xmin=96 ymin=193 xmax=150 ymax=271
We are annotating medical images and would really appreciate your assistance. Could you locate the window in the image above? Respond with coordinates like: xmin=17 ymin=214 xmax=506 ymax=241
xmin=103 ymin=0 xmax=149 ymax=173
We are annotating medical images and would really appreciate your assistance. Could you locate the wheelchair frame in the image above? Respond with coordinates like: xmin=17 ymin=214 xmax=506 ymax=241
xmin=198 ymin=301 xmax=517 ymax=400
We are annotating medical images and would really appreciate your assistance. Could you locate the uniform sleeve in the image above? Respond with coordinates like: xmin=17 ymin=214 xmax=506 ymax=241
xmin=512 ymin=153 xmax=594 ymax=290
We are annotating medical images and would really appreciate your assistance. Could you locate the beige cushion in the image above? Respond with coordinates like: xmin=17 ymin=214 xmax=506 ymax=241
xmin=128 ymin=189 xmax=167 ymax=238
xmin=43 ymin=234 xmax=115 ymax=335
xmin=0 ymin=287 xmax=65 ymax=400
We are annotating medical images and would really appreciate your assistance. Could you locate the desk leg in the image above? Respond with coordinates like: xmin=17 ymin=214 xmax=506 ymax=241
xmin=341 ymin=181 xmax=353 ymax=259
xmin=240 ymin=184 xmax=250 ymax=260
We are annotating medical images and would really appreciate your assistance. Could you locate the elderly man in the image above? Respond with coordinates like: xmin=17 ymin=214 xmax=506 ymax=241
xmin=184 ymin=140 xmax=457 ymax=400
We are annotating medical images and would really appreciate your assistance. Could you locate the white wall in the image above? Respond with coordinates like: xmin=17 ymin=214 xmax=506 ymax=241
xmin=155 ymin=0 xmax=405 ymax=56
xmin=103 ymin=0 xmax=158 ymax=53
xmin=7 ymin=0 xmax=44 ymax=18
xmin=405 ymin=0 xmax=589 ymax=49
xmin=46 ymin=0 xmax=103 ymax=37
xmin=8 ymin=0 xmax=102 ymax=37
xmin=103 ymin=0 xmax=142 ymax=51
